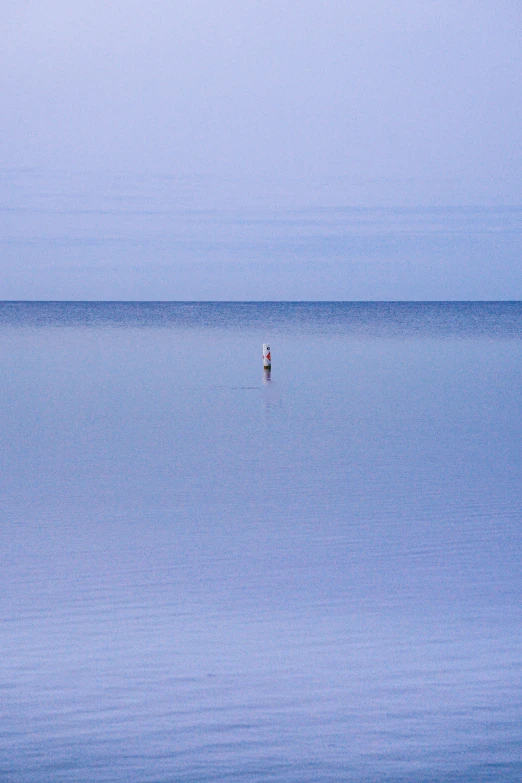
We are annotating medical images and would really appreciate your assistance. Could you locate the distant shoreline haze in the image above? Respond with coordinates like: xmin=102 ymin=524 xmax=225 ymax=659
xmin=1 ymin=171 xmax=521 ymax=300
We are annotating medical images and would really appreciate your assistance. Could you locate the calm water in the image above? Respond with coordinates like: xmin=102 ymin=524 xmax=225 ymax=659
xmin=1 ymin=302 xmax=521 ymax=782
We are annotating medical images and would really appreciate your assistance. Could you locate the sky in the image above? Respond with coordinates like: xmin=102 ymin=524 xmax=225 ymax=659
xmin=1 ymin=0 xmax=522 ymax=299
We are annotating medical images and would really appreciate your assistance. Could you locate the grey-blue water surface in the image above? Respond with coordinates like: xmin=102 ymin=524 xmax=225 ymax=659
xmin=1 ymin=302 xmax=521 ymax=782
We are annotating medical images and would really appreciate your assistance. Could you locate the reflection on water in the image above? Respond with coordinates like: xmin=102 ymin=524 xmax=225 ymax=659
xmin=0 ymin=302 xmax=521 ymax=782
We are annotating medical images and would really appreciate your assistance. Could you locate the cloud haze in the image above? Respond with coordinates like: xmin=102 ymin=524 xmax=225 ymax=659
xmin=1 ymin=1 xmax=521 ymax=299
xmin=2 ymin=0 xmax=521 ymax=199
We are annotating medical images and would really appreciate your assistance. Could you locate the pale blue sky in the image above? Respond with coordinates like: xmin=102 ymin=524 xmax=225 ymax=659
xmin=1 ymin=1 xmax=521 ymax=299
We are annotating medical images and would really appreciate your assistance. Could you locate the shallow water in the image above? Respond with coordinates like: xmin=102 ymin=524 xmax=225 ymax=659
xmin=1 ymin=302 xmax=521 ymax=782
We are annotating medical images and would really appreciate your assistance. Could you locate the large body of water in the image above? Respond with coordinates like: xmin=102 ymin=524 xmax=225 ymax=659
xmin=0 ymin=301 xmax=521 ymax=782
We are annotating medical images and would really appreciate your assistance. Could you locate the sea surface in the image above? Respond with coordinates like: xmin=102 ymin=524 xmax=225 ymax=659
xmin=0 ymin=301 xmax=521 ymax=782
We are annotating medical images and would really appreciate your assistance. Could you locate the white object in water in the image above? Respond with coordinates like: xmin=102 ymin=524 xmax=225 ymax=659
xmin=263 ymin=343 xmax=271 ymax=368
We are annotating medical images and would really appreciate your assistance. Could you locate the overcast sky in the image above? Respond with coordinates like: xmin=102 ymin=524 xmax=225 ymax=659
xmin=1 ymin=1 xmax=521 ymax=298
